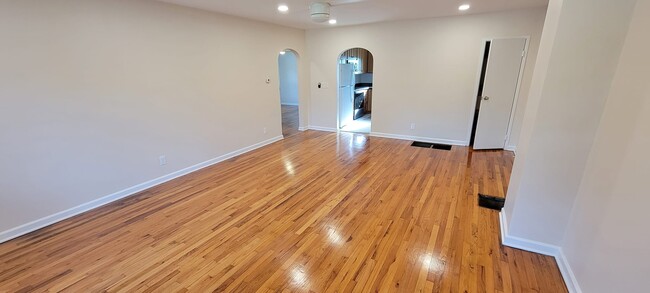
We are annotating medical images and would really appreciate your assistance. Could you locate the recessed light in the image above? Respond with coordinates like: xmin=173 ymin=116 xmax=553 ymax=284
xmin=458 ymin=4 xmax=470 ymax=11
xmin=328 ymin=19 xmax=337 ymax=25
xmin=278 ymin=4 xmax=289 ymax=13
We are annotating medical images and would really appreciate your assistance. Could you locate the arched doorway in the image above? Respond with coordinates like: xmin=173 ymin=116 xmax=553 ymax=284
xmin=338 ymin=48 xmax=374 ymax=133
xmin=278 ymin=49 xmax=300 ymax=137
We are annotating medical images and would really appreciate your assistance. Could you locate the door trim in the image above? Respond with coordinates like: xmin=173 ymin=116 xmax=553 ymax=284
xmin=465 ymin=36 xmax=530 ymax=149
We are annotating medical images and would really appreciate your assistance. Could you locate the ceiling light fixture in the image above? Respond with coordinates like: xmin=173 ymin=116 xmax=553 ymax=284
xmin=278 ymin=4 xmax=289 ymax=13
xmin=328 ymin=19 xmax=337 ymax=25
xmin=310 ymin=2 xmax=331 ymax=23
xmin=458 ymin=4 xmax=470 ymax=11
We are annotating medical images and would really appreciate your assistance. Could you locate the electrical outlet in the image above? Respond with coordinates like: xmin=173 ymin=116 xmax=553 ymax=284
xmin=410 ymin=123 xmax=416 ymax=130
xmin=263 ymin=127 xmax=267 ymax=134
xmin=159 ymin=155 xmax=167 ymax=166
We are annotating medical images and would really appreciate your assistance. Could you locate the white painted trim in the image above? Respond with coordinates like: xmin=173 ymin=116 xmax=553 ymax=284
xmin=504 ymin=37 xmax=530 ymax=148
xmin=0 ymin=135 xmax=284 ymax=244
xmin=499 ymin=212 xmax=560 ymax=256
xmin=555 ymin=249 xmax=582 ymax=293
xmin=370 ymin=132 xmax=467 ymax=146
xmin=307 ymin=125 xmax=338 ymax=132
xmin=504 ymin=145 xmax=517 ymax=156
xmin=298 ymin=126 xmax=308 ymax=131
xmin=499 ymin=212 xmax=582 ymax=293
xmin=281 ymin=102 xmax=299 ymax=106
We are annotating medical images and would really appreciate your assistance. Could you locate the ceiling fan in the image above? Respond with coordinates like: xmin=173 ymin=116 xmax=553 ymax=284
xmin=308 ymin=0 xmax=366 ymax=23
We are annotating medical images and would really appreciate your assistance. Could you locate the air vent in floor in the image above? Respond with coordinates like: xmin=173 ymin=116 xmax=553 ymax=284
xmin=411 ymin=141 xmax=434 ymax=148
xmin=478 ymin=193 xmax=505 ymax=211
xmin=431 ymin=143 xmax=452 ymax=150
xmin=411 ymin=141 xmax=452 ymax=151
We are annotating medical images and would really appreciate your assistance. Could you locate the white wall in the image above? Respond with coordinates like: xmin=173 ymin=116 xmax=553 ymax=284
xmin=0 ymin=0 xmax=308 ymax=237
xmin=279 ymin=51 xmax=300 ymax=106
xmin=503 ymin=0 xmax=636 ymax=246
xmin=502 ymin=0 xmax=650 ymax=291
xmin=306 ymin=8 xmax=547 ymax=146
xmin=562 ymin=0 xmax=650 ymax=291
xmin=501 ymin=0 xmax=564 ymax=235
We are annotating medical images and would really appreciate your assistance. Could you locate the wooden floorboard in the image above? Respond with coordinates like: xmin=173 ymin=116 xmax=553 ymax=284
xmin=0 ymin=131 xmax=567 ymax=292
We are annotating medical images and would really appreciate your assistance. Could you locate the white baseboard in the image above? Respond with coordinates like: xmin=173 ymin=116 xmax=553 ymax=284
xmin=0 ymin=135 xmax=284 ymax=244
xmin=499 ymin=212 xmax=581 ymax=293
xmin=281 ymin=102 xmax=299 ymax=106
xmin=555 ymin=249 xmax=582 ymax=293
xmin=499 ymin=212 xmax=561 ymax=255
xmin=298 ymin=126 xmax=308 ymax=131
xmin=504 ymin=145 xmax=517 ymax=155
xmin=369 ymin=131 xmax=467 ymax=146
xmin=305 ymin=129 xmax=469 ymax=147
xmin=307 ymin=125 xmax=338 ymax=132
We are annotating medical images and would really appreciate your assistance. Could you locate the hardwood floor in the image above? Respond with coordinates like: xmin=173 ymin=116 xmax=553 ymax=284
xmin=282 ymin=105 xmax=299 ymax=138
xmin=0 ymin=131 xmax=567 ymax=292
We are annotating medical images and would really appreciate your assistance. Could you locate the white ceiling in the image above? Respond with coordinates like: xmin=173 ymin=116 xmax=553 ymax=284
xmin=157 ymin=0 xmax=548 ymax=29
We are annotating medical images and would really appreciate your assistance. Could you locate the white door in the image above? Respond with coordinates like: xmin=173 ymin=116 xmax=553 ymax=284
xmin=474 ymin=38 xmax=526 ymax=150
xmin=339 ymin=64 xmax=355 ymax=128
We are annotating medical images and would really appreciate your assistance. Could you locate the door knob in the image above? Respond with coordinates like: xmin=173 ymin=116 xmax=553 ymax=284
xmin=483 ymin=96 xmax=490 ymax=101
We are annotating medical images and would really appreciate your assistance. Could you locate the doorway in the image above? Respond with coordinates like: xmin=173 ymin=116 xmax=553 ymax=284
xmin=470 ymin=38 xmax=527 ymax=150
xmin=338 ymin=48 xmax=374 ymax=133
xmin=278 ymin=49 xmax=300 ymax=138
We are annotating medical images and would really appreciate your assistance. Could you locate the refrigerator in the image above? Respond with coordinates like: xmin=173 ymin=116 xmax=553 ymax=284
xmin=338 ymin=63 xmax=355 ymax=128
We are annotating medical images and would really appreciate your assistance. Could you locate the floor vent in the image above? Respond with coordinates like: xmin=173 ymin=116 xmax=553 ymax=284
xmin=431 ymin=143 xmax=452 ymax=150
xmin=478 ymin=193 xmax=505 ymax=211
xmin=411 ymin=141 xmax=452 ymax=151
xmin=411 ymin=141 xmax=434 ymax=148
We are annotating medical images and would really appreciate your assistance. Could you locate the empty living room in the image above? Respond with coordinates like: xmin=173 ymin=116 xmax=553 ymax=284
xmin=1 ymin=0 xmax=648 ymax=292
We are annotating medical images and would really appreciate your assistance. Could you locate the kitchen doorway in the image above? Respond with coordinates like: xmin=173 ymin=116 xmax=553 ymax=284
xmin=338 ymin=48 xmax=374 ymax=133
xmin=278 ymin=49 xmax=300 ymax=138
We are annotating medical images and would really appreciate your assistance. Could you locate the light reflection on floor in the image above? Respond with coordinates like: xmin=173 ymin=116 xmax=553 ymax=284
xmin=289 ymin=266 xmax=310 ymax=288
xmin=325 ymin=226 xmax=345 ymax=246
xmin=340 ymin=114 xmax=371 ymax=133
xmin=419 ymin=252 xmax=445 ymax=273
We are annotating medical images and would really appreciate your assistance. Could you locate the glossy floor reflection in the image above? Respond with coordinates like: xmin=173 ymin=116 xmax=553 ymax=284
xmin=341 ymin=114 xmax=371 ymax=133
xmin=0 ymin=131 xmax=567 ymax=292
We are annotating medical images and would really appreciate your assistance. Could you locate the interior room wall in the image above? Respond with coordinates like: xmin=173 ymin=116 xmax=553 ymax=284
xmin=561 ymin=0 xmax=650 ymax=291
xmin=306 ymin=8 xmax=547 ymax=147
xmin=501 ymin=0 xmax=564 ymax=234
xmin=502 ymin=0 xmax=636 ymax=246
xmin=0 ymin=0 xmax=307 ymax=238
xmin=279 ymin=51 xmax=300 ymax=105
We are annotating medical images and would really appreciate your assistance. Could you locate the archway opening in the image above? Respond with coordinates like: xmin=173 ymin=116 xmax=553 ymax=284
xmin=278 ymin=49 xmax=300 ymax=137
xmin=338 ymin=48 xmax=373 ymax=133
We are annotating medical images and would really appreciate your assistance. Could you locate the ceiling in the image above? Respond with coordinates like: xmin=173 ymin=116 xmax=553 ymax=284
xmin=157 ymin=0 xmax=549 ymax=29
